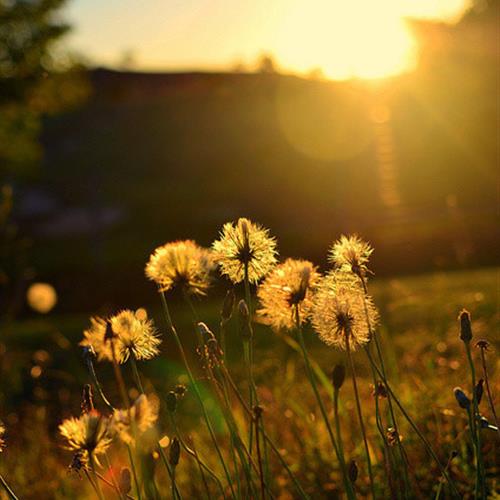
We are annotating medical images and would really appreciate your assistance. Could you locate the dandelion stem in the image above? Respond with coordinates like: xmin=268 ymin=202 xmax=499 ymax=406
xmin=126 ymin=444 xmax=142 ymax=500
xmin=221 ymin=363 xmax=310 ymax=500
xmin=478 ymin=346 xmax=500 ymax=437
xmin=365 ymin=348 xmax=460 ymax=497
xmin=0 ymin=474 xmax=18 ymax=500
xmin=130 ymin=355 xmax=145 ymax=394
xmin=157 ymin=445 xmax=182 ymax=499
xmin=294 ymin=308 xmax=355 ymax=499
xmin=104 ymin=452 xmax=124 ymax=500
xmin=359 ymin=275 xmax=410 ymax=497
xmin=85 ymin=355 xmax=115 ymax=412
xmin=159 ymin=291 xmax=236 ymax=497
xmin=254 ymin=409 xmax=266 ymax=500
xmin=345 ymin=334 xmax=376 ymax=499
xmin=464 ymin=343 xmax=486 ymax=498
xmin=89 ymin=452 xmax=105 ymax=500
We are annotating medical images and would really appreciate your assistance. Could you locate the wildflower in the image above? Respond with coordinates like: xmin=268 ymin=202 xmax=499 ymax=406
xmin=458 ymin=309 xmax=472 ymax=343
xmin=332 ymin=364 xmax=346 ymax=390
xmin=329 ymin=235 xmax=373 ymax=277
xmin=312 ymin=271 xmax=378 ymax=351
xmin=453 ymin=387 xmax=471 ymax=410
xmin=113 ymin=394 xmax=159 ymax=445
xmin=145 ymin=240 xmax=214 ymax=296
xmin=26 ymin=282 xmax=57 ymax=314
xmin=59 ymin=410 xmax=112 ymax=463
xmin=257 ymin=259 xmax=320 ymax=330
xmin=212 ymin=218 xmax=277 ymax=284
xmin=110 ymin=309 xmax=161 ymax=362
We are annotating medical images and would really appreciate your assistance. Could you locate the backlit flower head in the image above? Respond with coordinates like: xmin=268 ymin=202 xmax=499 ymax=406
xmin=110 ymin=309 xmax=161 ymax=362
xmin=80 ymin=316 xmax=113 ymax=362
xmin=113 ymin=394 xmax=159 ymax=445
xmin=329 ymin=235 xmax=373 ymax=277
xmin=257 ymin=259 xmax=320 ymax=330
xmin=80 ymin=309 xmax=161 ymax=364
xmin=312 ymin=271 xmax=378 ymax=351
xmin=212 ymin=218 xmax=278 ymax=284
xmin=59 ymin=410 xmax=112 ymax=463
xmin=145 ymin=240 xmax=214 ymax=296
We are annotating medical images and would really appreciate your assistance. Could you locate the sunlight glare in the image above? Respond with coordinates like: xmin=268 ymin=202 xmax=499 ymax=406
xmin=275 ymin=0 xmax=418 ymax=80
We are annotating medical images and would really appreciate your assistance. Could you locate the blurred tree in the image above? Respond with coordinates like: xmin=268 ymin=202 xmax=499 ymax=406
xmin=257 ymin=53 xmax=277 ymax=74
xmin=0 ymin=0 xmax=88 ymax=177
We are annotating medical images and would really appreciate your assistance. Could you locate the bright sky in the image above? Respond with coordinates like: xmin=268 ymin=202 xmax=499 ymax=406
xmin=64 ymin=0 xmax=471 ymax=80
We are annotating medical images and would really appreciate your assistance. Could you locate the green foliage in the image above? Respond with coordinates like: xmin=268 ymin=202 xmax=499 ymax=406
xmin=0 ymin=0 xmax=88 ymax=176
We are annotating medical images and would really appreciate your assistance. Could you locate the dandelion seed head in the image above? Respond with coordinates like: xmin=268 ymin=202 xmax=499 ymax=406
xmin=80 ymin=317 xmax=114 ymax=362
xmin=59 ymin=410 xmax=112 ymax=462
xmin=113 ymin=394 xmax=159 ymax=445
xmin=80 ymin=310 xmax=161 ymax=364
xmin=212 ymin=218 xmax=277 ymax=284
xmin=145 ymin=240 xmax=214 ymax=296
xmin=312 ymin=271 xmax=378 ymax=351
xmin=110 ymin=309 xmax=161 ymax=362
xmin=257 ymin=259 xmax=320 ymax=330
xmin=329 ymin=235 xmax=373 ymax=277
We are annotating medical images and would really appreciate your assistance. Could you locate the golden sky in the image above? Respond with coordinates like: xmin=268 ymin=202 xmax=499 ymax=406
xmin=65 ymin=0 xmax=471 ymax=80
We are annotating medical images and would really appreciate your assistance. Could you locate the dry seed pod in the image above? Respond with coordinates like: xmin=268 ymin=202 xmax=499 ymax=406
xmin=475 ymin=379 xmax=484 ymax=405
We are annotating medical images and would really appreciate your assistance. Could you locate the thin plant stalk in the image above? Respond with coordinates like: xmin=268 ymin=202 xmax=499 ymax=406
xmin=345 ymin=334 xmax=376 ymax=499
xmin=464 ymin=343 xmax=486 ymax=498
xmin=365 ymin=348 xmax=460 ymax=497
xmin=0 ymin=474 xmax=18 ymax=500
xmin=89 ymin=452 xmax=105 ymax=500
xmin=158 ymin=446 xmax=182 ymax=499
xmin=478 ymin=346 xmax=500 ymax=437
xmin=254 ymin=410 xmax=266 ymax=500
xmin=104 ymin=452 xmax=124 ymax=500
xmin=130 ymin=355 xmax=145 ymax=394
xmin=294 ymin=307 xmax=355 ymax=500
xmin=220 ymin=363 xmax=310 ymax=500
xmin=84 ymin=354 xmax=115 ymax=412
xmin=159 ymin=291 xmax=236 ymax=497
xmin=84 ymin=469 xmax=103 ymax=500
xmin=359 ymin=275 xmax=410 ymax=496
xmin=95 ymin=471 xmax=135 ymax=500
xmin=168 ymin=411 xmax=224 ymax=499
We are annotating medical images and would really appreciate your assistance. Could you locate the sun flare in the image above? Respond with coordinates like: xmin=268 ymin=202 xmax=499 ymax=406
xmin=275 ymin=0 xmax=418 ymax=80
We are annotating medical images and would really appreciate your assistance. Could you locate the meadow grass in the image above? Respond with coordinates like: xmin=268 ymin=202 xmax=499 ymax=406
xmin=0 ymin=228 xmax=498 ymax=500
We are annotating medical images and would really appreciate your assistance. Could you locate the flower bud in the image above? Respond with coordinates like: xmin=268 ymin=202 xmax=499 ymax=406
xmin=169 ymin=437 xmax=181 ymax=467
xmin=348 ymin=459 xmax=358 ymax=483
xmin=475 ymin=379 xmax=484 ymax=406
xmin=238 ymin=299 xmax=252 ymax=340
xmin=221 ymin=289 xmax=235 ymax=321
xmin=454 ymin=387 xmax=471 ymax=410
xmin=459 ymin=309 xmax=472 ymax=343
xmin=166 ymin=391 xmax=177 ymax=413
xmin=332 ymin=364 xmax=346 ymax=391
xmin=118 ymin=467 xmax=132 ymax=494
